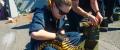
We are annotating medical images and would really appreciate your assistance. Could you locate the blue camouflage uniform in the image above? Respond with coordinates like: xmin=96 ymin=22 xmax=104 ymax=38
xmin=29 ymin=6 xmax=82 ymax=50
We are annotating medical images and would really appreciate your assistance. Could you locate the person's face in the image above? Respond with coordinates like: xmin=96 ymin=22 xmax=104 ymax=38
xmin=52 ymin=3 xmax=71 ymax=19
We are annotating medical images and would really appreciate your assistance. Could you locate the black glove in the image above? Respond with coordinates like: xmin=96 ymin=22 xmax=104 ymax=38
xmin=55 ymin=33 xmax=67 ymax=42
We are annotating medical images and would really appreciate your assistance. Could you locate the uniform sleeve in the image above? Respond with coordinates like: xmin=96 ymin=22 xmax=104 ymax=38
xmin=29 ymin=9 xmax=45 ymax=34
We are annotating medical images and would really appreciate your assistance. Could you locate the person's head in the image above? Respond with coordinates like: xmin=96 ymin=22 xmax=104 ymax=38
xmin=51 ymin=0 xmax=72 ymax=19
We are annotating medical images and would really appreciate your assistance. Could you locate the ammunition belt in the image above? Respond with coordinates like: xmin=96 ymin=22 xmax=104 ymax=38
xmin=37 ymin=40 xmax=81 ymax=50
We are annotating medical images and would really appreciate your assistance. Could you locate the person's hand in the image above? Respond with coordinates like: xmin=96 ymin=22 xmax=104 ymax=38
xmin=55 ymin=29 xmax=66 ymax=42
xmin=55 ymin=33 xmax=66 ymax=42
xmin=60 ymin=29 xmax=65 ymax=35
xmin=96 ymin=12 xmax=103 ymax=24
xmin=88 ymin=14 xmax=98 ymax=26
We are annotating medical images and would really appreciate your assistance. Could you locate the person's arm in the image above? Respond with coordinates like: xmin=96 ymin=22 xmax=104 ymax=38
xmin=72 ymin=0 xmax=97 ymax=25
xmin=29 ymin=11 xmax=57 ymax=40
xmin=90 ymin=0 xmax=103 ymax=24
xmin=72 ymin=0 xmax=90 ymax=17
xmin=90 ymin=0 xmax=99 ymax=13
xmin=31 ymin=30 xmax=56 ymax=40
xmin=30 ymin=10 xmax=65 ymax=41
